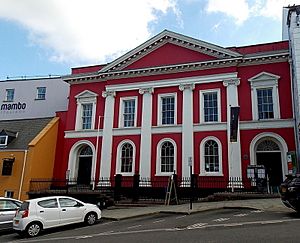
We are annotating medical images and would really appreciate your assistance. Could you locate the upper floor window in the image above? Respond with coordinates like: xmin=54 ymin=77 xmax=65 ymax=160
xmin=158 ymin=93 xmax=177 ymax=125
xmin=0 ymin=136 xmax=8 ymax=146
xmin=156 ymin=139 xmax=177 ymax=175
xmin=200 ymin=89 xmax=221 ymax=123
xmin=119 ymin=97 xmax=137 ymax=128
xmin=5 ymin=89 xmax=14 ymax=102
xmin=36 ymin=87 xmax=46 ymax=100
xmin=200 ymin=136 xmax=223 ymax=176
xmin=257 ymin=88 xmax=274 ymax=119
xmin=82 ymin=103 xmax=93 ymax=129
xmin=75 ymin=90 xmax=98 ymax=131
xmin=248 ymin=72 xmax=280 ymax=120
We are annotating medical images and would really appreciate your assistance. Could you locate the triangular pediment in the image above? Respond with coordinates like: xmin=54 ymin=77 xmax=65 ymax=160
xmin=100 ymin=30 xmax=242 ymax=73
xmin=248 ymin=72 xmax=280 ymax=82
xmin=75 ymin=90 xmax=98 ymax=99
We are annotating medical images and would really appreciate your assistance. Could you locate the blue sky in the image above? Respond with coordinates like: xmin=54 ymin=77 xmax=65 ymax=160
xmin=0 ymin=0 xmax=299 ymax=80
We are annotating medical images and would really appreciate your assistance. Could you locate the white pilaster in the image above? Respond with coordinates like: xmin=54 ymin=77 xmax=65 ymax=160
xmin=139 ymin=87 xmax=153 ymax=186
xmin=223 ymin=79 xmax=242 ymax=180
xmin=99 ymin=90 xmax=116 ymax=182
xmin=179 ymin=83 xmax=195 ymax=181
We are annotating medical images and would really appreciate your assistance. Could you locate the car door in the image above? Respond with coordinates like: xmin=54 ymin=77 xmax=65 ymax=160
xmin=36 ymin=198 xmax=60 ymax=228
xmin=0 ymin=199 xmax=21 ymax=230
xmin=58 ymin=198 xmax=86 ymax=225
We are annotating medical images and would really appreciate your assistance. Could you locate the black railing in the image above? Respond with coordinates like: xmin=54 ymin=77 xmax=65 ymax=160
xmin=29 ymin=175 xmax=273 ymax=202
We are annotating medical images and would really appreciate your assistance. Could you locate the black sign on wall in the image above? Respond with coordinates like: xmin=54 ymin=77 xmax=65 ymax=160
xmin=230 ymin=106 xmax=240 ymax=142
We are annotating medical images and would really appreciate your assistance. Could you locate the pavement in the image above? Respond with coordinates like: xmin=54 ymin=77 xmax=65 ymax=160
xmin=101 ymin=197 xmax=294 ymax=221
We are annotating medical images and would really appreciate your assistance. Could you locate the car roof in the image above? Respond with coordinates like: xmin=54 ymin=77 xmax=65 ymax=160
xmin=24 ymin=196 xmax=80 ymax=203
xmin=0 ymin=197 xmax=22 ymax=202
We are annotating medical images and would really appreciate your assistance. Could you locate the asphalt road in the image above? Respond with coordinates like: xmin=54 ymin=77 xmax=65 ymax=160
xmin=1 ymin=208 xmax=300 ymax=243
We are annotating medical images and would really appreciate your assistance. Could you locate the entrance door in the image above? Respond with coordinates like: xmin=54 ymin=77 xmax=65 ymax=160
xmin=256 ymin=152 xmax=282 ymax=187
xmin=77 ymin=157 xmax=92 ymax=185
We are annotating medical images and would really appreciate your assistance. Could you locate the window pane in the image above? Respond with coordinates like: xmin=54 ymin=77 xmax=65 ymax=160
xmin=161 ymin=96 xmax=175 ymax=125
xmin=120 ymin=143 xmax=133 ymax=173
xmin=6 ymin=89 xmax=14 ymax=101
xmin=82 ymin=103 xmax=93 ymax=129
xmin=161 ymin=141 xmax=174 ymax=173
xmin=257 ymin=88 xmax=274 ymax=119
xmin=123 ymin=99 xmax=135 ymax=127
xmin=204 ymin=140 xmax=219 ymax=172
xmin=203 ymin=92 xmax=218 ymax=122
xmin=37 ymin=87 xmax=46 ymax=100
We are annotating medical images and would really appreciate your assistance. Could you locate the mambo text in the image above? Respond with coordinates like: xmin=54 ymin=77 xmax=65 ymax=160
xmin=1 ymin=102 xmax=26 ymax=111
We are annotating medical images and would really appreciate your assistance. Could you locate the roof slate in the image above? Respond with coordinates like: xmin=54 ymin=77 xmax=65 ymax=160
xmin=0 ymin=117 xmax=53 ymax=150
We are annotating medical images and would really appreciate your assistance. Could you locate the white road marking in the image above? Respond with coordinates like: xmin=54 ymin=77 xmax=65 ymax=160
xmin=234 ymin=213 xmax=248 ymax=217
xmin=153 ymin=219 xmax=165 ymax=223
xmin=176 ymin=215 xmax=187 ymax=219
xmin=213 ymin=217 xmax=230 ymax=222
xmin=127 ymin=224 xmax=142 ymax=229
xmin=187 ymin=223 xmax=208 ymax=229
xmin=251 ymin=210 xmax=263 ymax=213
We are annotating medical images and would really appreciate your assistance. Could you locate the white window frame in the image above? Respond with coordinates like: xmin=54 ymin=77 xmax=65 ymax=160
xmin=116 ymin=140 xmax=136 ymax=176
xmin=75 ymin=90 xmax=98 ymax=131
xmin=200 ymin=89 xmax=221 ymax=123
xmin=36 ymin=87 xmax=46 ymax=100
xmin=156 ymin=138 xmax=177 ymax=176
xmin=0 ymin=135 xmax=8 ymax=146
xmin=119 ymin=96 xmax=138 ymax=128
xmin=200 ymin=136 xmax=223 ymax=176
xmin=158 ymin=93 xmax=177 ymax=126
xmin=5 ymin=89 xmax=14 ymax=102
xmin=248 ymin=72 xmax=280 ymax=120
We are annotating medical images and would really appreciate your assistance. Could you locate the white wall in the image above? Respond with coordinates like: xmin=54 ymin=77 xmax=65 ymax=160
xmin=0 ymin=77 xmax=69 ymax=120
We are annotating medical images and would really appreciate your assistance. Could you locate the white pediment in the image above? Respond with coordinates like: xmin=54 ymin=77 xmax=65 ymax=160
xmin=75 ymin=90 xmax=98 ymax=99
xmin=248 ymin=72 xmax=280 ymax=83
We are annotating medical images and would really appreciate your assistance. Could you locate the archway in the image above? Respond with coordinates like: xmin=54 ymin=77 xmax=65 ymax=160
xmin=77 ymin=145 xmax=93 ymax=185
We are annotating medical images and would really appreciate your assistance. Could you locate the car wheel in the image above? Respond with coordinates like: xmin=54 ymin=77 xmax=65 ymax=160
xmin=25 ymin=222 xmax=42 ymax=237
xmin=85 ymin=212 xmax=97 ymax=225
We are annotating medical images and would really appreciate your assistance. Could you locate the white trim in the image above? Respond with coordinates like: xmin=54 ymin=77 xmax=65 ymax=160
xmin=115 ymin=140 xmax=136 ymax=176
xmin=118 ymin=96 xmax=138 ymax=128
xmin=199 ymin=89 xmax=221 ymax=123
xmin=249 ymin=72 xmax=281 ymax=120
xmin=156 ymin=138 xmax=177 ymax=176
xmin=200 ymin=136 xmax=223 ymax=176
xmin=158 ymin=93 xmax=177 ymax=126
xmin=249 ymin=132 xmax=288 ymax=181
xmin=67 ymin=140 xmax=96 ymax=180
xmin=106 ymin=73 xmax=238 ymax=92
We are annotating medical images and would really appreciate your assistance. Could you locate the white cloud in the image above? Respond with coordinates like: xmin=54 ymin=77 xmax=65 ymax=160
xmin=0 ymin=0 xmax=180 ymax=64
xmin=206 ymin=0 xmax=300 ymax=25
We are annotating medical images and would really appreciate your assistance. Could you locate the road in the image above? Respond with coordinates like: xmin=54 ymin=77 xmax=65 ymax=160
xmin=1 ymin=208 xmax=300 ymax=242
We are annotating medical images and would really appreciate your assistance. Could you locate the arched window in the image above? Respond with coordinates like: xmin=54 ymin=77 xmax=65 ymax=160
xmin=160 ymin=141 xmax=175 ymax=173
xmin=120 ymin=143 xmax=133 ymax=173
xmin=257 ymin=140 xmax=280 ymax=151
xmin=79 ymin=146 xmax=93 ymax=156
xmin=204 ymin=140 xmax=219 ymax=173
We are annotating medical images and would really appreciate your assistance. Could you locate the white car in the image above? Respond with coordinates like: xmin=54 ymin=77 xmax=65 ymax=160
xmin=0 ymin=197 xmax=22 ymax=231
xmin=13 ymin=196 xmax=101 ymax=237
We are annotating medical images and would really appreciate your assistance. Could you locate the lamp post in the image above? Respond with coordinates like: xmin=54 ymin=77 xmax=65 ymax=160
xmin=93 ymin=115 xmax=103 ymax=190
xmin=188 ymin=156 xmax=193 ymax=210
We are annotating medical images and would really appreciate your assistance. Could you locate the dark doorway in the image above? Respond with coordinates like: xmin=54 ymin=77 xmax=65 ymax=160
xmin=77 ymin=157 xmax=92 ymax=185
xmin=256 ymin=152 xmax=282 ymax=187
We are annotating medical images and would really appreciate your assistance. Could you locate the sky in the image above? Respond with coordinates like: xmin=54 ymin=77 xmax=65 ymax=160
xmin=0 ymin=0 xmax=300 ymax=80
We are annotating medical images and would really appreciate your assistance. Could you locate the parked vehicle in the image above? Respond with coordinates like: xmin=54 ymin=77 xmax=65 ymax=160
xmin=279 ymin=175 xmax=300 ymax=212
xmin=13 ymin=196 xmax=101 ymax=237
xmin=0 ymin=197 xmax=22 ymax=231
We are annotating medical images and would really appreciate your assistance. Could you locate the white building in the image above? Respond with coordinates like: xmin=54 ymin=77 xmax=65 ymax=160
xmin=0 ymin=76 xmax=70 ymax=120
xmin=283 ymin=5 xmax=300 ymax=166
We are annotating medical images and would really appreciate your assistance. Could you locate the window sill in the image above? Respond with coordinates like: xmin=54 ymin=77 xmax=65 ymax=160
xmin=199 ymin=172 xmax=223 ymax=177
xmin=155 ymin=172 xmax=174 ymax=176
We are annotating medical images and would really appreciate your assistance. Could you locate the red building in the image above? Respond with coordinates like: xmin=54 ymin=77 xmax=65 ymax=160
xmin=54 ymin=30 xmax=295 ymax=190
